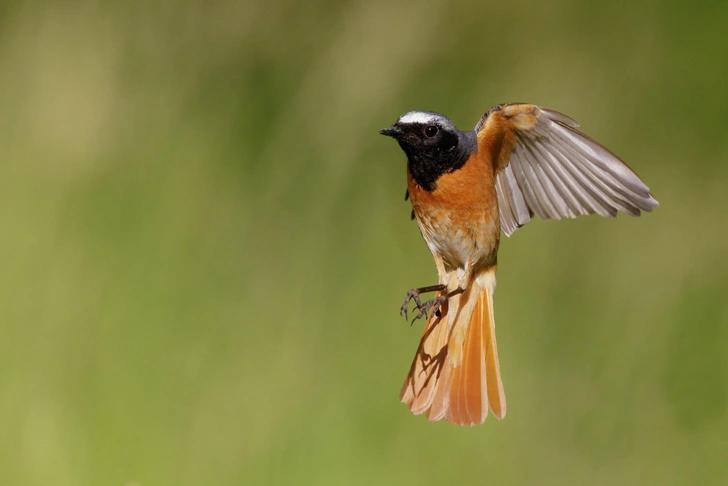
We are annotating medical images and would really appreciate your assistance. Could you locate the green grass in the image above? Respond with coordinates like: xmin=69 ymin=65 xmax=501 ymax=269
xmin=1 ymin=1 xmax=727 ymax=484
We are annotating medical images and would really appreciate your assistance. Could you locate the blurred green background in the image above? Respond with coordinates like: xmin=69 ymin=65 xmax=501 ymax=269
xmin=1 ymin=0 xmax=727 ymax=484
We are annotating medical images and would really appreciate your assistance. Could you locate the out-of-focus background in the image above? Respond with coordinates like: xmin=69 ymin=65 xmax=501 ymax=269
xmin=1 ymin=1 xmax=727 ymax=484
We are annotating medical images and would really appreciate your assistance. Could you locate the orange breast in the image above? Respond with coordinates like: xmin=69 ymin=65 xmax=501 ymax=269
xmin=408 ymin=153 xmax=500 ymax=270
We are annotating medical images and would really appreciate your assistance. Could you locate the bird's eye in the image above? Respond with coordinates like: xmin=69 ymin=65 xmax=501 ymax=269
xmin=424 ymin=125 xmax=439 ymax=137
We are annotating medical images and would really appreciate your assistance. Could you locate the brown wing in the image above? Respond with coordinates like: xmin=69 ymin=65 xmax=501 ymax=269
xmin=475 ymin=103 xmax=659 ymax=236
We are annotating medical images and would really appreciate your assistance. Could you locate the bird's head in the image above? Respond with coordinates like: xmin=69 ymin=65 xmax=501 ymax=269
xmin=380 ymin=111 xmax=476 ymax=191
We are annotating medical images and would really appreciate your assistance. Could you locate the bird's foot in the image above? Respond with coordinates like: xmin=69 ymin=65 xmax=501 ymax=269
xmin=411 ymin=294 xmax=447 ymax=324
xmin=400 ymin=284 xmax=446 ymax=320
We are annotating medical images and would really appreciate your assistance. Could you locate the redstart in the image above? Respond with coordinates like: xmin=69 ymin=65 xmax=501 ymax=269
xmin=380 ymin=103 xmax=658 ymax=425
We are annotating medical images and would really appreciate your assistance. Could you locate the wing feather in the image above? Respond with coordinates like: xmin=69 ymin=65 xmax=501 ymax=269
xmin=476 ymin=104 xmax=658 ymax=236
xmin=519 ymin=134 xmax=572 ymax=217
xmin=509 ymin=150 xmax=548 ymax=220
xmin=545 ymin=136 xmax=619 ymax=217
xmin=523 ymin=136 xmax=585 ymax=218
xmin=530 ymin=133 xmax=595 ymax=209
xmin=547 ymin=131 xmax=640 ymax=215
xmin=496 ymin=163 xmax=531 ymax=235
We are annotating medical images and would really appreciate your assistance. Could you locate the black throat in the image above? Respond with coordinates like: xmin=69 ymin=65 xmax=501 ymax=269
xmin=403 ymin=130 xmax=477 ymax=192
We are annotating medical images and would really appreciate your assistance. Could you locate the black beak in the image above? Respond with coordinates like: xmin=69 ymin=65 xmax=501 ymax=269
xmin=379 ymin=125 xmax=401 ymax=138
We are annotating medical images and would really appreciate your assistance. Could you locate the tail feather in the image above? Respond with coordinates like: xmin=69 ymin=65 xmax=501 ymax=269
xmin=483 ymin=283 xmax=506 ymax=419
xmin=447 ymin=289 xmax=488 ymax=424
xmin=400 ymin=268 xmax=506 ymax=425
xmin=399 ymin=295 xmax=450 ymax=415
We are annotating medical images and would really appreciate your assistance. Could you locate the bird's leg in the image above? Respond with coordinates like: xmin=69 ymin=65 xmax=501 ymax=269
xmin=411 ymin=286 xmax=465 ymax=324
xmin=400 ymin=284 xmax=446 ymax=320
xmin=411 ymin=262 xmax=475 ymax=324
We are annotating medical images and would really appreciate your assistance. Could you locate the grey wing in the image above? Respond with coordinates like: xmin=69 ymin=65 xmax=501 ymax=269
xmin=495 ymin=108 xmax=659 ymax=236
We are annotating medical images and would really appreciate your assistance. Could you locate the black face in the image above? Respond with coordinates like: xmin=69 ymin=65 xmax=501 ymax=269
xmin=380 ymin=112 xmax=477 ymax=192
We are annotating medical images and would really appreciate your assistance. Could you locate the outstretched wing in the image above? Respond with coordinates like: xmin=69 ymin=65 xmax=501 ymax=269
xmin=475 ymin=103 xmax=659 ymax=236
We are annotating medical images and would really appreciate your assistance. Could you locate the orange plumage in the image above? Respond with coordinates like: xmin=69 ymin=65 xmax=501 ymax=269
xmin=401 ymin=150 xmax=504 ymax=424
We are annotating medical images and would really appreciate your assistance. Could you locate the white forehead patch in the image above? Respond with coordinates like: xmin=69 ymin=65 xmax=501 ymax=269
xmin=398 ymin=111 xmax=442 ymax=126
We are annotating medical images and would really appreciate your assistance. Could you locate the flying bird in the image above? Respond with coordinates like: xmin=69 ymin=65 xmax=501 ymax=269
xmin=380 ymin=103 xmax=658 ymax=425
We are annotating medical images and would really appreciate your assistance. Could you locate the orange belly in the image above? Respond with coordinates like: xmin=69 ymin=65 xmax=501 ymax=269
xmin=407 ymin=152 xmax=500 ymax=271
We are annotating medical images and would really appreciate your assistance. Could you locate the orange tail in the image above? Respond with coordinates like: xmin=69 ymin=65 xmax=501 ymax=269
xmin=400 ymin=269 xmax=506 ymax=425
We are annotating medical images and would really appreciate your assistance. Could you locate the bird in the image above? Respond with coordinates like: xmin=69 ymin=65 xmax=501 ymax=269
xmin=379 ymin=103 xmax=658 ymax=426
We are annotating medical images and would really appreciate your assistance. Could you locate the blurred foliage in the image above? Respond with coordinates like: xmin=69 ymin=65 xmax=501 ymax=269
xmin=1 ymin=0 xmax=727 ymax=485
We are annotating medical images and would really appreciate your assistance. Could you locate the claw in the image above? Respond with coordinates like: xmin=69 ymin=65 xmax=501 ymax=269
xmin=411 ymin=295 xmax=446 ymax=324
xmin=400 ymin=289 xmax=418 ymax=319
xmin=400 ymin=301 xmax=410 ymax=320
xmin=399 ymin=284 xmax=446 ymax=321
